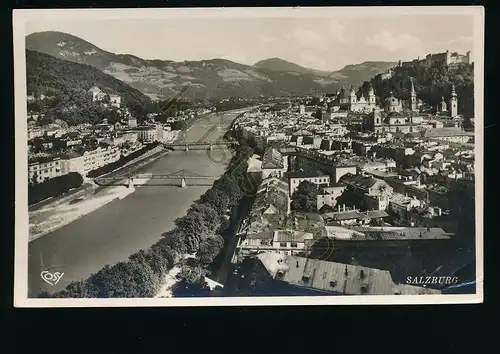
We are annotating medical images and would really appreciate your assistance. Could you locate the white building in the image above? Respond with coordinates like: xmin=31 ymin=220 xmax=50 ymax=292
xmin=287 ymin=171 xmax=331 ymax=196
xmin=236 ymin=230 xmax=314 ymax=257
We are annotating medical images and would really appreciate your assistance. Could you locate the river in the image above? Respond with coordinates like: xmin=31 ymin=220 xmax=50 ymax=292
xmin=28 ymin=111 xmax=243 ymax=297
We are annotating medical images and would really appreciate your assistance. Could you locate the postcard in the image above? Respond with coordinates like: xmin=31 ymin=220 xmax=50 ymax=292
xmin=13 ymin=6 xmax=484 ymax=307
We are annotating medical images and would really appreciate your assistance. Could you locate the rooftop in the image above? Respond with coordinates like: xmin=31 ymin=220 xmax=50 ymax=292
xmin=257 ymin=253 xmax=441 ymax=295
xmin=261 ymin=147 xmax=284 ymax=169
xmin=286 ymin=170 xmax=329 ymax=179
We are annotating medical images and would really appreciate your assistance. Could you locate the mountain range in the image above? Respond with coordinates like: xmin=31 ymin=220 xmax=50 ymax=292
xmin=26 ymin=31 xmax=397 ymax=101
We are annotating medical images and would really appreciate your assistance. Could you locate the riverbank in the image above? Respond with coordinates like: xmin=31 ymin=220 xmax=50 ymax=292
xmin=28 ymin=147 xmax=170 ymax=243
xmin=29 ymin=184 xmax=137 ymax=243
xmin=29 ymin=110 xmax=248 ymax=296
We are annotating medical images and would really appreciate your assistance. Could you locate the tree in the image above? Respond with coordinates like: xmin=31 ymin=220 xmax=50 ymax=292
xmin=197 ymin=234 xmax=225 ymax=265
xmin=165 ymin=229 xmax=188 ymax=255
xmin=170 ymin=120 xmax=187 ymax=131
xmin=188 ymin=204 xmax=220 ymax=232
xmin=175 ymin=212 xmax=210 ymax=241
xmin=199 ymin=188 xmax=230 ymax=215
xmin=172 ymin=265 xmax=210 ymax=297
xmin=89 ymin=260 xmax=161 ymax=298
xmin=291 ymin=180 xmax=320 ymax=212
xmin=54 ymin=280 xmax=99 ymax=298
xmin=146 ymin=243 xmax=176 ymax=277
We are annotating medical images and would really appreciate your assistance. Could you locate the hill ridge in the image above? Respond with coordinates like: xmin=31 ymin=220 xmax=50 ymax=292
xmin=26 ymin=31 xmax=398 ymax=100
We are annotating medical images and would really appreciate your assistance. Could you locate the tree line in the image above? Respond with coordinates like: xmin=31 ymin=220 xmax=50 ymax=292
xmin=29 ymin=172 xmax=83 ymax=206
xmin=40 ymin=139 xmax=258 ymax=298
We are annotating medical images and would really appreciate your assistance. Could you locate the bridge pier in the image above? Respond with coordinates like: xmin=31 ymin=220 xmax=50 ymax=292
xmin=181 ymin=178 xmax=187 ymax=188
xmin=127 ymin=178 xmax=134 ymax=188
xmin=185 ymin=145 xmax=189 ymax=152
xmin=209 ymin=143 xmax=213 ymax=151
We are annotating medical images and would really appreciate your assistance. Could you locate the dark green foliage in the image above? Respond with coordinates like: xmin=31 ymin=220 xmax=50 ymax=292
xmin=197 ymin=235 xmax=225 ymax=265
xmin=199 ymin=188 xmax=231 ymax=215
xmin=88 ymin=259 xmax=161 ymax=298
xmin=164 ymin=229 xmax=189 ymax=255
xmin=26 ymin=49 xmax=152 ymax=124
xmin=170 ymin=120 xmax=187 ymax=131
xmin=291 ymin=180 xmax=321 ymax=212
xmin=53 ymin=280 xmax=99 ymax=298
xmin=360 ymin=63 xmax=474 ymax=117
xmin=28 ymin=172 xmax=83 ymax=205
xmin=172 ymin=265 xmax=211 ymax=297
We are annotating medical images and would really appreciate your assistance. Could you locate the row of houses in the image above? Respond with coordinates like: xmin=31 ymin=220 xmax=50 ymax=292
xmin=28 ymin=145 xmax=121 ymax=183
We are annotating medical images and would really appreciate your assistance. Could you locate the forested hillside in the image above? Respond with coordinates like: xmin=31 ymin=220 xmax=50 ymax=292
xmin=26 ymin=49 xmax=152 ymax=124
xmin=359 ymin=63 xmax=474 ymax=117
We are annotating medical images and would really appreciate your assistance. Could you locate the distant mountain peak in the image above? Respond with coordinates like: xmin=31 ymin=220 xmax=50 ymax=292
xmin=25 ymin=31 xmax=399 ymax=100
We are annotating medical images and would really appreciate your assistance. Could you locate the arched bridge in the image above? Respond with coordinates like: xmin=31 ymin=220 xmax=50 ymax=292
xmin=94 ymin=169 xmax=223 ymax=188
xmin=163 ymin=141 xmax=233 ymax=151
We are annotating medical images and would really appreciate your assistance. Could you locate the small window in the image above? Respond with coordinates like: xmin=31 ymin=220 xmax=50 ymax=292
xmin=330 ymin=280 xmax=337 ymax=287
xmin=280 ymin=242 xmax=287 ymax=247
xmin=290 ymin=242 xmax=298 ymax=248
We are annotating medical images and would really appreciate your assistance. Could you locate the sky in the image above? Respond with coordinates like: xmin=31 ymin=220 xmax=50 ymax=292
xmin=25 ymin=11 xmax=476 ymax=72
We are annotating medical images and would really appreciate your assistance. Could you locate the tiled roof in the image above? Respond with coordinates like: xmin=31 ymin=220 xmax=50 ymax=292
xmin=246 ymin=231 xmax=275 ymax=240
xmin=349 ymin=226 xmax=452 ymax=240
xmin=261 ymin=147 xmax=284 ymax=169
xmin=274 ymin=230 xmax=313 ymax=242
xmin=257 ymin=253 xmax=440 ymax=295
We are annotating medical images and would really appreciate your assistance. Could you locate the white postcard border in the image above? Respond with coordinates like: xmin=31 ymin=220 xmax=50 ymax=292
xmin=13 ymin=6 xmax=485 ymax=307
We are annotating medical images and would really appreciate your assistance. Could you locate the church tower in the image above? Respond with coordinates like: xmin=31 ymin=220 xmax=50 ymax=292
xmin=410 ymin=79 xmax=417 ymax=111
xmin=449 ymin=83 xmax=458 ymax=118
xmin=368 ymin=84 xmax=376 ymax=105
xmin=349 ymin=86 xmax=357 ymax=104
xmin=439 ymin=96 xmax=447 ymax=113
xmin=372 ymin=109 xmax=382 ymax=127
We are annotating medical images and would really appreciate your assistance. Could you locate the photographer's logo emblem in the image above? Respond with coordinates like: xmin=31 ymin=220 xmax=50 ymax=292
xmin=40 ymin=271 xmax=64 ymax=286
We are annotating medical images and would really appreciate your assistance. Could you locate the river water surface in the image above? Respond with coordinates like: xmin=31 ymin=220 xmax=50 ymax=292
xmin=28 ymin=112 xmax=240 ymax=297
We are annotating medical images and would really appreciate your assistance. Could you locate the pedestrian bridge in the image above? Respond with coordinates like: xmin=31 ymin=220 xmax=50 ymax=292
xmin=94 ymin=169 xmax=222 ymax=188
xmin=163 ymin=141 xmax=233 ymax=151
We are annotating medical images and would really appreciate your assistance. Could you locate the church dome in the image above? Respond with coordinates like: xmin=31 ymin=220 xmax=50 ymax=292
xmin=385 ymin=91 xmax=399 ymax=106
xmin=387 ymin=111 xmax=403 ymax=118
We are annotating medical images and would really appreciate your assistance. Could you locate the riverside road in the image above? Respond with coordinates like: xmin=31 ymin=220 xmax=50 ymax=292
xmin=27 ymin=109 xmax=250 ymax=297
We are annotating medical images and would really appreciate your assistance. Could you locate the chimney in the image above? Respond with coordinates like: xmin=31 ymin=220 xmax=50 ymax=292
xmin=296 ymin=261 xmax=300 ymax=268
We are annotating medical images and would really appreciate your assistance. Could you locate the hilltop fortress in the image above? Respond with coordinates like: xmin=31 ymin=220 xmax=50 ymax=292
xmin=399 ymin=50 xmax=473 ymax=69
xmin=376 ymin=50 xmax=472 ymax=81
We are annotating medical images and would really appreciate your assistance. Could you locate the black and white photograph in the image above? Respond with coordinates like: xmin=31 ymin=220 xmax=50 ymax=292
xmin=14 ymin=7 xmax=484 ymax=306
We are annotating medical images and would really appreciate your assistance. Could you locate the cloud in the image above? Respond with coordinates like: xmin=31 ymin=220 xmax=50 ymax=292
xmin=328 ymin=20 xmax=346 ymax=42
xmin=283 ymin=27 xmax=324 ymax=48
xmin=365 ymin=31 xmax=424 ymax=56
xmin=260 ymin=34 xmax=276 ymax=44
xmin=445 ymin=35 xmax=473 ymax=51
xmin=299 ymin=51 xmax=327 ymax=70
xmin=447 ymin=36 xmax=473 ymax=45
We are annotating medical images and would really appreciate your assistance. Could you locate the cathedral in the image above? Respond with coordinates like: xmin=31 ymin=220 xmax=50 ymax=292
xmin=362 ymin=81 xmax=459 ymax=134
xmin=327 ymin=84 xmax=378 ymax=113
